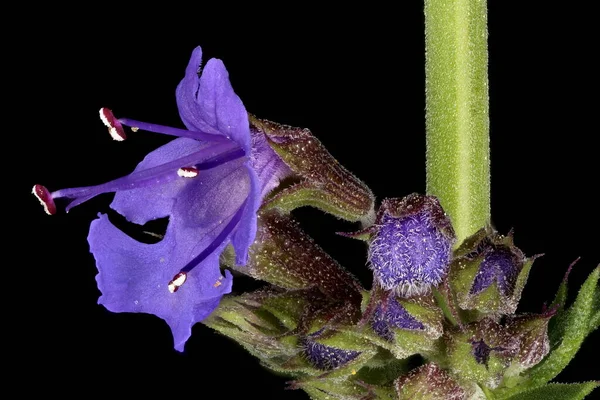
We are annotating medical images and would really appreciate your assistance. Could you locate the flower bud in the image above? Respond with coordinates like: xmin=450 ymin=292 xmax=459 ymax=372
xmin=367 ymin=195 xmax=455 ymax=296
xmin=360 ymin=288 xmax=444 ymax=359
xmin=395 ymin=363 xmax=467 ymax=400
xmin=446 ymin=318 xmax=519 ymax=389
xmin=302 ymin=329 xmax=362 ymax=371
xmin=506 ymin=310 xmax=553 ymax=368
xmin=449 ymin=228 xmax=538 ymax=316
xmin=250 ymin=115 xmax=375 ymax=224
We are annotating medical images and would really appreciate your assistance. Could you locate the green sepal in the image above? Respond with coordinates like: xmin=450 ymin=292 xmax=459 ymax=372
xmin=494 ymin=268 xmax=599 ymax=399
xmin=502 ymin=382 xmax=599 ymax=400
xmin=250 ymin=115 xmax=375 ymax=223
xmin=395 ymin=362 xmax=467 ymax=400
xmin=505 ymin=312 xmax=553 ymax=369
xmin=300 ymin=378 xmax=396 ymax=400
xmin=225 ymin=211 xmax=363 ymax=321
xmin=204 ymin=292 xmax=295 ymax=361
xmin=354 ymin=351 xmax=418 ymax=386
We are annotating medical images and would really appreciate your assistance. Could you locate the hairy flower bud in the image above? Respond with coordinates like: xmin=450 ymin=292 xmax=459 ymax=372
xmin=395 ymin=363 xmax=467 ymax=400
xmin=360 ymin=289 xmax=444 ymax=359
xmin=506 ymin=311 xmax=553 ymax=368
xmin=251 ymin=116 xmax=375 ymax=224
xmin=371 ymin=297 xmax=425 ymax=341
xmin=446 ymin=318 xmax=519 ymax=389
xmin=302 ymin=329 xmax=362 ymax=371
xmin=449 ymin=228 xmax=537 ymax=316
xmin=367 ymin=195 xmax=455 ymax=296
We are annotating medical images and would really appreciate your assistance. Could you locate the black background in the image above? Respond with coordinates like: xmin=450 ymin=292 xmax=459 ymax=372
xmin=17 ymin=2 xmax=597 ymax=398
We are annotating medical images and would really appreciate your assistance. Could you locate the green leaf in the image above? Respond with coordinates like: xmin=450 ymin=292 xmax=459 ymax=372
xmin=589 ymin=284 xmax=600 ymax=334
xmin=495 ymin=268 xmax=599 ymax=399
xmin=548 ymin=260 xmax=577 ymax=347
xmin=503 ymin=382 xmax=599 ymax=400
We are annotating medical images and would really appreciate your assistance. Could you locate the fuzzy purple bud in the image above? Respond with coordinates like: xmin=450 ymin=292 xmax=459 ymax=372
xmin=371 ymin=297 xmax=425 ymax=341
xmin=368 ymin=195 xmax=455 ymax=296
xmin=471 ymin=246 xmax=521 ymax=295
xmin=302 ymin=330 xmax=361 ymax=370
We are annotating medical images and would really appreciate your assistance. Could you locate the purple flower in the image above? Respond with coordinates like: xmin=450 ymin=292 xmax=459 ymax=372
xmin=470 ymin=245 xmax=522 ymax=296
xmin=371 ymin=297 xmax=424 ymax=341
xmin=368 ymin=195 xmax=455 ymax=296
xmin=33 ymin=47 xmax=290 ymax=351
xmin=302 ymin=330 xmax=361 ymax=370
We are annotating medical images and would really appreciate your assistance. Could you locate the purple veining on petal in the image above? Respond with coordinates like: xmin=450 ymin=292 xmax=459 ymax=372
xmin=470 ymin=246 xmax=520 ymax=295
xmin=371 ymin=298 xmax=424 ymax=341
xmin=369 ymin=210 xmax=452 ymax=296
xmin=302 ymin=330 xmax=361 ymax=370
xmin=250 ymin=126 xmax=292 ymax=198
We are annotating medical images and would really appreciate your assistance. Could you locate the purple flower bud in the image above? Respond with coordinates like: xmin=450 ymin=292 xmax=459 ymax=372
xmin=371 ymin=297 xmax=425 ymax=341
xmin=470 ymin=245 xmax=522 ymax=296
xmin=450 ymin=228 xmax=536 ymax=315
xmin=368 ymin=195 xmax=455 ymax=296
xmin=470 ymin=338 xmax=506 ymax=367
xmin=302 ymin=330 xmax=361 ymax=370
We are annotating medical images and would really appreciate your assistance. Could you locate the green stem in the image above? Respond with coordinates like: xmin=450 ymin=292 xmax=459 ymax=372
xmin=425 ymin=0 xmax=490 ymax=245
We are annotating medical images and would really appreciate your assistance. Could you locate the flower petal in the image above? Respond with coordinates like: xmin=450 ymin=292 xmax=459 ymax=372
xmin=110 ymin=137 xmax=206 ymax=224
xmin=230 ymin=163 xmax=260 ymax=265
xmin=176 ymin=47 xmax=250 ymax=153
xmin=250 ymin=128 xmax=292 ymax=198
xmin=89 ymin=214 xmax=233 ymax=352
xmin=90 ymin=154 xmax=248 ymax=351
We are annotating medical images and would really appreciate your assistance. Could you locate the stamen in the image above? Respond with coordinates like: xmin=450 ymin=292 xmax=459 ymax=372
xmin=99 ymin=108 xmax=127 ymax=141
xmin=168 ymin=272 xmax=187 ymax=293
xmin=118 ymin=117 xmax=230 ymax=143
xmin=32 ymin=184 xmax=57 ymax=215
xmin=50 ymin=141 xmax=244 ymax=212
xmin=177 ymin=167 xmax=200 ymax=178
xmin=180 ymin=199 xmax=248 ymax=274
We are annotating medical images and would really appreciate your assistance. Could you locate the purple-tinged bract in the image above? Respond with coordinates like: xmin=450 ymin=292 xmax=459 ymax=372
xmin=368 ymin=194 xmax=455 ymax=296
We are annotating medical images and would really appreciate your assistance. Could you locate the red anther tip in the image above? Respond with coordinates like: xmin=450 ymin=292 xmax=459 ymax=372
xmin=32 ymin=184 xmax=57 ymax=215
xmin=177 ymin=167 xmax=200 ymax=178
xmin=99 ymin=108 xmax=127 ymax=141
xmin=168 ymin=272 xmax=187 ymax=293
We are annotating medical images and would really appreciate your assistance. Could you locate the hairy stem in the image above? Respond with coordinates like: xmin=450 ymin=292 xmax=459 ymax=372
xmin=425 ymin=0 xmax=490 ymax=245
